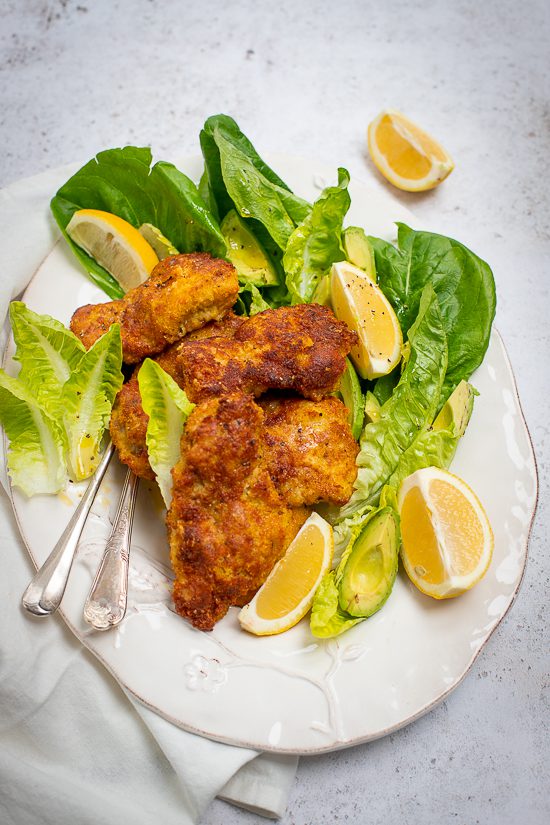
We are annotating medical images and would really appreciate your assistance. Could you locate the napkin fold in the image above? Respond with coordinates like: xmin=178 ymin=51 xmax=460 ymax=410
xmin=0 ymin=166 xmax=298 ymax=824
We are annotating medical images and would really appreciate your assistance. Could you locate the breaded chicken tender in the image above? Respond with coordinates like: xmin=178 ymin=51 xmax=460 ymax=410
xmin=260 ymin=395 xmax=359 ymax=507
xmin=179 ymin=303 xmax=357 ymax=402
xmin=70 ymin=253 xmax=239 ymax=363
xmin=109 ymin=313 xmax=244 ymax=479
xmin=167 ymin=394 xmax=310 ymax=630
xmin=110 ymin=304 xmax=355 ymax=478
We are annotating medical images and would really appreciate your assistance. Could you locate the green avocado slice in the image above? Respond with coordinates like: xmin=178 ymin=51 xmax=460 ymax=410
xmin=339 ymin=359 xmax=364 ymax=440
xmin=138 ymin=223 xmax=179 ymax=259
xmin=338 ymin=506 xmax=400 ymax=618
xmin=343 ymin=226 xmax=376 ymax=281
xmin=433 ymin=379 xmax=475 ymax=435
xmin=221 ymin=209 xmax=279 ymax=286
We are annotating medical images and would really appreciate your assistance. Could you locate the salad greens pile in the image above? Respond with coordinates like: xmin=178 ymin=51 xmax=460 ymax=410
xmin=2 ymin=114 xmax=496 ymax=637
xmin=0 ymin=302 xmax=122 ymax=494
xmin=50 ymin=147 xmax=225 ymax=300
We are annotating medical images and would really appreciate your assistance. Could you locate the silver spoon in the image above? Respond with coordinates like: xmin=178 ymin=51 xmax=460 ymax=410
xmin=83 ymin=468 xmax=139 ymax=631
xmin=22 ymin=442 xmax=115 ymax=617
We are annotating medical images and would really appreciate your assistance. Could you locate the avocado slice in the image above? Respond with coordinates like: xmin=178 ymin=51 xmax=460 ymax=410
xmin=311 ymin=274 xmax=332 ymax=306
xmin=338 ymin=507 xmax=400 ymax=618
xmin=343 ymin=226 xmax=376 ymax=281
xmin=221 ymin=209 xmax=279 ymax=286
xmin=364 ymin=390 xmax=381 ymax=424
xmin=138 ymin=223 xmax=179 ymax=259
xmin=433 ymin=380 xmax=475 ymax=436
xmin=339 ymin=359 xmax=364 ymax=440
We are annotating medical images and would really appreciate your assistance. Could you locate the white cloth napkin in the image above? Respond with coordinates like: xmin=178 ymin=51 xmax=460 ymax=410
xmin=0 ymin=167 xmax=298 ymax=824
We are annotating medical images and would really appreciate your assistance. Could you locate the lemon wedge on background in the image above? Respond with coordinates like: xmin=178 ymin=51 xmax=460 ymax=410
xmin=367 ymin=109 xmax=454 ymax=192
xmin=66 ymin=209 xmax=159 ymax=292
xmin=330 ymin=260 xmax=402 ymax=380
xmin=239 ymin=512 xmax=334 ymax=636
xmin=398 ymin=467 xmax=493 ymax=599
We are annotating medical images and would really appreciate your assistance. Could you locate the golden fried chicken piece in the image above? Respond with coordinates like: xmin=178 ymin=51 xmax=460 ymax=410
xmin=110 ymin=304 xmax=355 ymax=478
xmin=260 ymin=395 xmax=359 ymax=507
xmin=109 ymin=313 xmax=245 ymax=479
xmin=179 ymin=303 xmax=357 ymax=402
xmin=167 ymin=394 xmax=310 ymax=630
xmin=70 ymin=253 xmax=239 ymax=363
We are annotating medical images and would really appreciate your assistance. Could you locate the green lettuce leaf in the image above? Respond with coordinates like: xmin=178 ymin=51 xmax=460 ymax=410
xmin=369 ymin=223 xmax=496 ymax=401
xmin=339 ymin=284 xmax=447 ymax=517
xmin=0 ymin=371 xmax=67 ymax=495
xmin=387 ymin=380 xmax=475 ymax=492
xmin=51 ymin=146 xmax=226 ymax=299
xmin=309 ymin=572 xmax=364 ymax=638
xmin=138 ymin=359 xmax=194 ymax=507
xmin=9 ymin=301 xmax=85 ymax=420
xmin=61 ymin=324 xmax=123 ymax=480
xmin=200 ymin=114 xmax=300 ymax=214
xmin=200 ymin=115 xmax=311 ymax=248
xmin=283 ymin=168 xmax=351 ymax=304
xmin=372 ymin=368 xmax=400 ymax=406
xmin=248 ymin=283 xmax=272 ymax=315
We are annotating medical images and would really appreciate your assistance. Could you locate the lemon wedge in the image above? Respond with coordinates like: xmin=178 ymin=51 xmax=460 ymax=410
xmin=330 ymin=260 xmax=402 ymax=380
xmin=367 ymin=109 xmax=454 ymax=192
xmin=398 ymin=467 xmax=493 ymax=599
xmin=238 ymin=512 xmax=334 ymax=636
xmin=66 ymin=209 xmax=159 ymax=292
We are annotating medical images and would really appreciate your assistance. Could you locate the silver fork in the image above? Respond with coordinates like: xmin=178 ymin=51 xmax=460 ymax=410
xmin=83 ymin=468 xmax=140 ymax=631
xmin=22 ymin=443 xmax=115 ymax=616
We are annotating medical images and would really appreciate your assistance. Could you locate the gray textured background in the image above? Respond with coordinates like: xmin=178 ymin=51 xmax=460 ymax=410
xmin=1 ymin=1 xmax=548 ymax=823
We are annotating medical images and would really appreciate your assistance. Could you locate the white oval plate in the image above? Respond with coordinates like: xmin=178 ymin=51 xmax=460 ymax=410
xmin=6 ymin=155 xmax=538 ymax=754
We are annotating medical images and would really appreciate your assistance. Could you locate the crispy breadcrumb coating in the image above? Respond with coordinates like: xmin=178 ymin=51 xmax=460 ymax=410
xmin=109 ymin=314 xmax=244 ymax=479
xmin=179 ymin=303 xmax=357 ymax=402
xmin=260 ymin=395 xmax=359 ymax=507
xmin=70 ymin=253 xmax=239 ymax=363
xmin=167 ymin=394 xmax=310 ymax=630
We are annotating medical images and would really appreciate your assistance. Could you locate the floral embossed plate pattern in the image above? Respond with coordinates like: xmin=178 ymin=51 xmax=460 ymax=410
xmin=6 ymin=155 xmax=538 ymax=753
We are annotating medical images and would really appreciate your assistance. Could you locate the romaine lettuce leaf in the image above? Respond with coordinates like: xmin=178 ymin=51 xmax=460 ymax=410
xmin=387 ymin=380 xmax=475 ymax=491
xmin=369 ymin=223 xmax=496 ymax=402
xmin=310 ymin=571 xmax=364 ymax=638
xmin=61 ymin=324 xmax=123 ymax=480
xmin=51 ymin=147 xmax=226 ymax=299
xmin=339 ymin=284 xmax=447 ymax=517
xmin=0 ymin=371 xmax=67 ymax=495
xmin=138 ymin=359 xmax=194 ymax=507
xmin=387 ymin=426 xmax=460 ymax=492
xmin=9 ymin=301 xmax=85 ymax=420
xmin=247 ymin=283 xmax=272 ymax=315
xmin=283 ymin=168 xmax=351 ymax=304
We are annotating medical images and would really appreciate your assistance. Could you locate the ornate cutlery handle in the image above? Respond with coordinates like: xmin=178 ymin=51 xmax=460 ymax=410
xmin=22 ymin=443 xmax=115 ymax=617
xmin=83 ymin=469 xmax=139 ymax=631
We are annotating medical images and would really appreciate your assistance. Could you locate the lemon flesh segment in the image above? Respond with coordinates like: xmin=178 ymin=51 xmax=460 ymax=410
xmin=398 ymin=467 xmax=493 ymax=599
xmin=330 ymin=260 xmax=402 ymax=380
xmin=367 ymin=109 xmax=454 ymax=192
xmin=66 ymin=209 xmax=159 ymax=292
xmin=238 ymin=512 xmax=334 ymax=636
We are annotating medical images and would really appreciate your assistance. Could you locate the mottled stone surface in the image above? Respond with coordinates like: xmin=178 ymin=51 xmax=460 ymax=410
xmin=1 ymin=0 xmax=548 ymax=823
